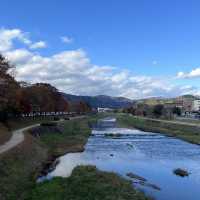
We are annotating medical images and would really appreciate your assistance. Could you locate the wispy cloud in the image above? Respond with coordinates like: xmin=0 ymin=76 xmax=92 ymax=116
xmin=0 ymin=28 xmax=31 ymax=51
xmin=0 ymin=28 xmax=47 ymax=51
xmin=61 ymin=36 xmax=73 ymax=44
xmin=29 ymin=41 xmax=47 ymax=49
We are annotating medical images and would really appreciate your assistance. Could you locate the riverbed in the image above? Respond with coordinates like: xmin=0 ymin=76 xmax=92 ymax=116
xmin=42 ymin=117 xmax=200 ymax=200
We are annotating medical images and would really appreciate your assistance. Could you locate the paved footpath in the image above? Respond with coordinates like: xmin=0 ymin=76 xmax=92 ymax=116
xmin=0 ymin=124 xmax=40 ymax=154
xmin=0 ymin=115 xmax=86 ymax=155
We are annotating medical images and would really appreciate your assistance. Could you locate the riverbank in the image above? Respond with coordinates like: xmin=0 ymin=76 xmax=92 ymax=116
xmin=28 ymin=165 xmax=152 ymax=200
xmin=0 ymin=123 xmax=11 ymax=145
xmin=0 ymin=116 xmax=59 ymax=145
xmin=0 ymin=133 xmax=48 ymax=200
xmin=117 ymin=114 xmax=200 ymax=144
xmin=0 ymin=116 xmax=91 ymax=200
xmin=0 ymin=114 xmax=152 ymax=200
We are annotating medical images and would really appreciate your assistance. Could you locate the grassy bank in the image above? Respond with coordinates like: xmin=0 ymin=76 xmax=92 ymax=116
xmin=0 ymin=134 xmax=48 ymax=200
xmin=117 ymin=114 xmax=200 ymax=144
xmin=35 ymin=118 xmax=91 ymax=156
xmin=0 ymin=114 xmax=151 ymax=200
xmin=0 ymin=116 xmax=91 ymax=200
xmin=28 ymin=165 xmax=151 ymax=200
xmin=0 ymin=116 xmax=57 ymax=145
xmin=0 ymin=123 xmax=11 ymax=145
xmin=6 ymin=116 xmax=57 ymax=131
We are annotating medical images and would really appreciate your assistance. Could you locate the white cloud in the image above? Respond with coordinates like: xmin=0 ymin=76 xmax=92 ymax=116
xmin=0 ymin=27 xmax=47 ymax=52
xmin=1 ymin=28 xmax=200 ymax=99
xmin=29 ymin=41 xmax=47 ymax=49
xmin=4 ymin=49 xmax=33 ymax=64
xmin=177 ymin=68 xmax=200 ymax=79
xmin=0 ymin=28 xmax=31 ymax=51
xmin=8 ymin=48 xmax=197 ymax=99
xmin=61 ymin=36 xmax=73 ymax=44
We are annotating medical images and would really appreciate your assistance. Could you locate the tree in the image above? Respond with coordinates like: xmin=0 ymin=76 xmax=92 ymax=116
xmin=153 ymin=104 xmax=164 ymax=118
xmin=20 ymin=83 xmax=69 ymax=113
xmin=172 ymin=106 xmax=181 ymax=116
xmin=0 ymin=55 xmax=13 ymax=74
xmin=0 ymin=55 xmax=20 ymax=121
xmin=0 ymin=54 xmax=90 ymax=122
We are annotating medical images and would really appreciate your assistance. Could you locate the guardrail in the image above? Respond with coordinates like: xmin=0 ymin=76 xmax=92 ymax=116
xmin=21 ymin=112 xmax=81 ymax=118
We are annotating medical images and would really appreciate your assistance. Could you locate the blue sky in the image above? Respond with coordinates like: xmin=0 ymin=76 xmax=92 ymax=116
xmin=0 ymin=0 xmax=200 ymax=98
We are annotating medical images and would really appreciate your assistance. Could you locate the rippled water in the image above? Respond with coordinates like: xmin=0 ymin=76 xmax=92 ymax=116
xmin=44 ymin=117 xmax=200 ymax=200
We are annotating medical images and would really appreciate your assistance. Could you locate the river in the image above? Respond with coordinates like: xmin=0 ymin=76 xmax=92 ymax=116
xmin=42 ymin=117 xmax=200 ymax=200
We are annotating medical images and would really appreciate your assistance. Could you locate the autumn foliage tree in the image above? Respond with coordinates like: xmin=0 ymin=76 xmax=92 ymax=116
xmin=19 ymin=83 xmax=69 ymax=113
xmin=0 ymin=55 xmax=69 ymax=121
xmin=0 ymin=55 xmax=21 ymax=121
xmin=0 ymin=54 xmax=91 ymax=122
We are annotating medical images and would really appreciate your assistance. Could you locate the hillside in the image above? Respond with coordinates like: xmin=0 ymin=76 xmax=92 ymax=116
xmin=136 ymin=95 xmax=200 ymax=105
xmin=62 ymin=93 xmax=133 ymax=109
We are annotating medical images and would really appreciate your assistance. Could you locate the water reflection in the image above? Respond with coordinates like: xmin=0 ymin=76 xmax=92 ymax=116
xmin=44 ymin=117 xmax=200 ymax=200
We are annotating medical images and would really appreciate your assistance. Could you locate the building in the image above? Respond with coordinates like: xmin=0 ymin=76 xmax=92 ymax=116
xmin=97 ymin=107 xmax=113 ymax=113
xmin=175 ymin=96 xmax=194 ymax=112
xmin=192 ymin=100 xmax=200 ymax=111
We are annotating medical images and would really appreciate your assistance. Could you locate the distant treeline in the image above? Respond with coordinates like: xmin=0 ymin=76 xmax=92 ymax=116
xmin=0 ymin=55 xmax=91 ymax=122
xmin=123 ymin=103 xmax=181 ymax=119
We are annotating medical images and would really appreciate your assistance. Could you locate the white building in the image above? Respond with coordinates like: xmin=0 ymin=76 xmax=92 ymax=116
xmin=192 ymin=100 xmax=200 ymax=111
xmin=97 ymin=107 xmax=113 ymax=113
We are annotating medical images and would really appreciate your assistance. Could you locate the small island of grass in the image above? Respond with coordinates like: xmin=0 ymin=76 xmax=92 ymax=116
xmin=28 ymin=165 xmax=152 ymax=200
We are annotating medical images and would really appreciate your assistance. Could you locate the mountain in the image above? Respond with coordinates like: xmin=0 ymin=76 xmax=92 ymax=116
xmin=61 ymin=93 xmax=133 ymax=109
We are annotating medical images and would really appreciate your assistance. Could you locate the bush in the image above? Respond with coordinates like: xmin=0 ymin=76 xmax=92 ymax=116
xmin=64 ymin=117 xmax=70 ymax=120
xmin=153 ymin=104 xmax=164 ymax=118
xmin=172 ymin=107 xmax=181 ymax=116
xmin=40 ymin=122 xmax=57 ymax=127
xmin=53 ymin=117 xmax=60 ymax=121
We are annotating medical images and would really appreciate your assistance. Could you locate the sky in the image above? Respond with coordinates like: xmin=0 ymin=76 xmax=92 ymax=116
xmin=0 ymin=0 xmax=200 ymax=99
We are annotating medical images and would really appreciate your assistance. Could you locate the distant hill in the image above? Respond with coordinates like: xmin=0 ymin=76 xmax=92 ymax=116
xmin=61 ymin=93 xmax=133 ymax=109
xmin=136 ymin=96 xmax=174 ymax=105
xmin=180 ymin=94 xmax=199 ymax=100
xmin=136 ymin=94 xmax=200 ymax=105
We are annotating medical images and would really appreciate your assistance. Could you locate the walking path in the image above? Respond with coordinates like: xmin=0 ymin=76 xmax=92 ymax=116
xmin=0 ymin=124 xmax=39 ymax=154
xmin=0 ymin=115 xmax=86 ymax=155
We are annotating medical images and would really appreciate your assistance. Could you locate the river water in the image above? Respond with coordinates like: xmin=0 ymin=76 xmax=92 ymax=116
xmin=43 ymin=117 xmax=200 ymax=200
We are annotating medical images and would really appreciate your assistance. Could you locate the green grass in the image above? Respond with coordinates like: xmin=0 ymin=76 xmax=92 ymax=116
xmin=0 ymin=116 xmax=56 ymax=145
xmin=0 ymin=123 xmax=11 ymax=145
xmin=38 ymin=118 xmax=92 ymax=156
xmin=0 ymin=116 xmax=98 ymax=200
xmin=117 ymin=114 xmax=200 ymax=144
xmin=0 ymin=114 xmax=151 ymax=200
xmin=28 ymin=165 xmax=152 ymax=200
xmin=0 ymin=117 xmax=92 ymax=200
xmin=7 ymin=116 xmax=56 ymax=131
xmin=0 ymin=134 xmax=48 ymax=200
